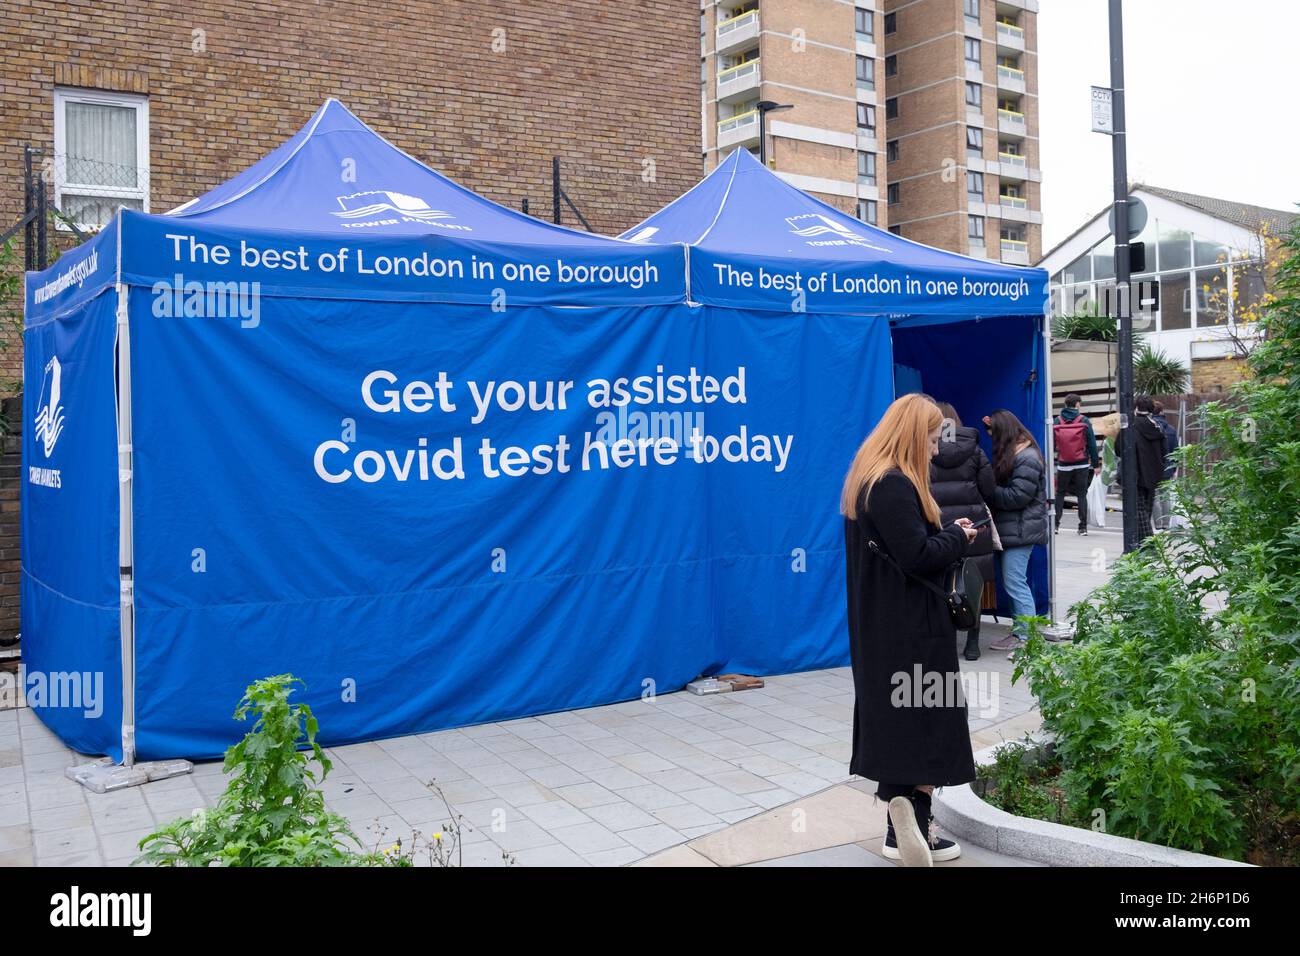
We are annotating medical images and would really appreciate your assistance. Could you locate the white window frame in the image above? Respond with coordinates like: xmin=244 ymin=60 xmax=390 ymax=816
xmin=53 ymin=87 xmax=150 ymax=231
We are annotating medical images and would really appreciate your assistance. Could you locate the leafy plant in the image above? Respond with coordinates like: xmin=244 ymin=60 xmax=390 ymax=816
xmin=136 ymin=674 xmax=417 ymax=866
xmin=977 ymin=738 xmax=1073 ymax=825
xmin=1133 ymin=342 xmax=1189 ymax=395
xmin=1011 ymin=220 xmax=1300 ymax=864
xmin=1052 ymin=304 xmax=1118 ymax=342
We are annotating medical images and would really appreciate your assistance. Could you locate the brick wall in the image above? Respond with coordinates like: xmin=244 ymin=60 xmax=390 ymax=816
xmin=1191 ymin=356 xmax=1251 ymax=394
xmin=0 ymin=0 xmax=700 ymax=640
xmin=0 ymin=0 xmax=701 ymax=382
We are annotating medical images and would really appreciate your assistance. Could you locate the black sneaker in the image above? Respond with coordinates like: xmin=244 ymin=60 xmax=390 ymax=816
xmin=1078 ymin=527 xmax=1088 ymax=536
xmin=882 ymin=797 xmax=932 ymax=866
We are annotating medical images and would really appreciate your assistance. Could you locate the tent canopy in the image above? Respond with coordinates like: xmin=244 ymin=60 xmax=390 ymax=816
xmin=621 ymin=147 xmax=1045 ymax=319
xmin=27 ymin=99 xmax=684 ymax=322
xmin=171 ymin=99 xmax=619 ymax=245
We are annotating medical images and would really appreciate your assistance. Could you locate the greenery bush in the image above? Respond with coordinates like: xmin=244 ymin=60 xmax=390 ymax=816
xmin=1013 ymin=222 xmax=1300 ymax=864
xmin=135 ymin=674 xmax=464 ymax=866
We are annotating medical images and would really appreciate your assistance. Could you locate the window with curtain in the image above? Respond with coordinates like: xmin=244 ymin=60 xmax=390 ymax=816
xmin=55 ymin=88 xmax=149 ymax=230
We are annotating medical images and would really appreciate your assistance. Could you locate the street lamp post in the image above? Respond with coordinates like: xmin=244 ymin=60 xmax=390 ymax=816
xmin=756 ymin=100 xmax=793 ymax=166
xmin=1108 ymin=0 xmax=1139 ymax=553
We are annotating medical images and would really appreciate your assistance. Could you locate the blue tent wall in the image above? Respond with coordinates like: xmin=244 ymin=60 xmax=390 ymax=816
xmin=21 ymin=286 xmax=123 ymax=759
xmin=122 ymin=287 xmax=895 ymax=759
xmin=889 ymin=314 xmax=1050 ymax=616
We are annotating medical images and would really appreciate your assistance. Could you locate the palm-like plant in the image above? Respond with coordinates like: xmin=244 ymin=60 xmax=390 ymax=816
xmin=1052 ymin=305 xmax=1118 ymax=342
xmin=1133 ymin=343 xmax=1189 ymax=395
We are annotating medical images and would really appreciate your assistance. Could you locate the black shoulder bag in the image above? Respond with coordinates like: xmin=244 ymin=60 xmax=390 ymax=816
xmin=867 ymin=539 xmax=979 ymax=631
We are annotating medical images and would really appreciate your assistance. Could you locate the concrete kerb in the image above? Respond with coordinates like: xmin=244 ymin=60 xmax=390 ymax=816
xmin=933 ymin=736 xmax=1252 ymax=867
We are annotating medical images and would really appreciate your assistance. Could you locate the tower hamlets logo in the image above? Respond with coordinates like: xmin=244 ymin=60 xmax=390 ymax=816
xmin=786 ymin=214 xmax=889 ymax=251
xmin=331 ymin=191 xmax=471 ymax=231
xmin=34 ymin=356 xmax=65 ymax=458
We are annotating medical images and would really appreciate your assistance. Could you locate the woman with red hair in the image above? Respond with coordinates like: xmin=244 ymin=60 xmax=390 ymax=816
xmin=842 ymin=393 xmax=980 ymax=866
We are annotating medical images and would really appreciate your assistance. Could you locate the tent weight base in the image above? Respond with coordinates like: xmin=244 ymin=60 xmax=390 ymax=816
xmin=66 ymin=756 xmax=194 ymax=794
xmin=1040 ymin=621 xmax=1076 ymax=643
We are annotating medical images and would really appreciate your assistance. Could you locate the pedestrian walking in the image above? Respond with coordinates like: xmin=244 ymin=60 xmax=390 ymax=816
xmin=1052 ymin=393 xmax=1102 ymax=535
xmin=1116 ymin=395 xmax=1168 ymax=541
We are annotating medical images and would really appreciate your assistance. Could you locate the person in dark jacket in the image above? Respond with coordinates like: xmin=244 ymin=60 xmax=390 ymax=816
xmin=843 ymin=393 xmax=980 ymax=866
xmin=982 ymin=408 xmax=1049 ymax=653
xmin=1116 ymin=395 xmax=1169 ymax=541
xmin=1150 ymin=400 xmax=1180 ymax=530
xmin=1052 ymin=393 xmax=1102 ymax=534
xmin=930 ymin=402 xmax=997 ymax=661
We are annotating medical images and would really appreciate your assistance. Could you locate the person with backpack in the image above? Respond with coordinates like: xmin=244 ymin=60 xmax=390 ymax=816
xmin=1052 ymin=393 xmax=1101 ymax=535
xmin=930 ymin=402 xmax=998 ymax=662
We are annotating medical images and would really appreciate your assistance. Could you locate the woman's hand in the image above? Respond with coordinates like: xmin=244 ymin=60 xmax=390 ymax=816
xmin=953 ymin=517 xmax=978 ymax=543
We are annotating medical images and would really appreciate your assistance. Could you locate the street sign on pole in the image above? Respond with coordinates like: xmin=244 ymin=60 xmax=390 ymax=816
xmin=1108 ymin=196 xmax=1147 ymax=239
xmin=1091 ymin=86 xmax=1114 ymax=134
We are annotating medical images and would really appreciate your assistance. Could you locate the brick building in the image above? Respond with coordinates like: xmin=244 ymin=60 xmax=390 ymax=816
xmin=0 ymin=0 xmax=701 ymax=372
xmin=700 ymin=0 xmax=1042 ymax=262
xmin=0 ymin=0 xmax=701 ymax=640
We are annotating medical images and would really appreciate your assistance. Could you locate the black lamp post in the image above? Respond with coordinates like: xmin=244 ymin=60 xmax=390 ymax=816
xmin=756 ymin=100 xmax=793 ymax=166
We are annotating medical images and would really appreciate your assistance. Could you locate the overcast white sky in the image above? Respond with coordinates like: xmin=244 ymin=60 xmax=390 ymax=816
xmin=1038 ymin=0 xmax=1300 ymax=252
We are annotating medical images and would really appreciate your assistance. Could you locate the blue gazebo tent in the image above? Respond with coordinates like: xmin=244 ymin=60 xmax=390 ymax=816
xmin=23 ymin=100 xmax=687 ymax=763
xmin=622 ymin=147 xmax=1053 ymax=620
xmin=22 ymin=104 xmax=1048 ymax=767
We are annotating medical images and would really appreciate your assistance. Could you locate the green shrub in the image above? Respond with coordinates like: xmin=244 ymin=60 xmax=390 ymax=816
xmin=1014 ymin=222 xmax=1300 ymax=864
xmin=136 ymin=674 xmax=407 ymax=867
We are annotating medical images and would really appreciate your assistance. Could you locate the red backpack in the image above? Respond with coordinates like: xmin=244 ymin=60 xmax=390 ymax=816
xmin=1053 ymin=417 xmax=1088 ymax=463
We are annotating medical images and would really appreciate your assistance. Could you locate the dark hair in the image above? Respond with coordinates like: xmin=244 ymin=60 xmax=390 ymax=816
xmin=935 ymin=401 xmax=962 ymax=428
xmin=1136 ymin=395 xmax=1154 ymax=413
xmin=1152 ymin=400 xmax=1164 ymax=414
xmin=1063 ymin=393 xmax=1081 ymax=408
xmin=987 ymin=408 xmax=1041 ymax=482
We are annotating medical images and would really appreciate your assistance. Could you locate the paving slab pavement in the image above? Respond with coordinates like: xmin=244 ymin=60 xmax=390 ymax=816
xmin=1 ymin=532 xmax=1114 ymax=867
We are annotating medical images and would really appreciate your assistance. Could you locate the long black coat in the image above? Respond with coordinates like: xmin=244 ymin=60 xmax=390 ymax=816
xmin=845 ymin=469 xmax=977 ymax=786
xmin=931 ymin=426 xmax=997 ymax=581
xmin=1116 ymin=414 xmax=1168 ymax=492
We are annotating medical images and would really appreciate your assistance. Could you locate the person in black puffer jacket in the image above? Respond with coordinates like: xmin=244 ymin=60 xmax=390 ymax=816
xmin=930 ymin=402 xmax=997 ymax=661
xmin=982 ymin=408 xmax=1049 ymax=653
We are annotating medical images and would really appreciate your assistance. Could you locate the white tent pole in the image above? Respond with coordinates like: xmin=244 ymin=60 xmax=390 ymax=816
xmin=1042 ymin=302 xmax=1061 ymax=630
xmin=115 ymin=280 xmax=136 ymax=768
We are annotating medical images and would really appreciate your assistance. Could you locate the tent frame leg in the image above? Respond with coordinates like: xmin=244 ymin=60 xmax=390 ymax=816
xmin=66 ymin=282 xmax=195 ymax=793
xmin=1040 ymin=304 xmax=1076 ymax=642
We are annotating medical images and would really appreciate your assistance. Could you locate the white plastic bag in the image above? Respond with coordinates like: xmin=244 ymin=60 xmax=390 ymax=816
xmin=1086 ymin=471 xmax=1107 ymax=528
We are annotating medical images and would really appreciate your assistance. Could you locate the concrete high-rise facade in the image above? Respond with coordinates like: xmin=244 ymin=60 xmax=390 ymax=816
xmin=700 ymin=0 xmax=1042 ymax=263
